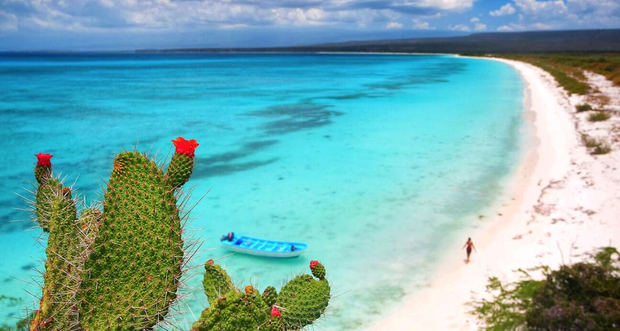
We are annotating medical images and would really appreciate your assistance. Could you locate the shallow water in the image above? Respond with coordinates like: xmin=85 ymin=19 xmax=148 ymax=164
xmin=0 ymin=53 xmax=523 ymax=329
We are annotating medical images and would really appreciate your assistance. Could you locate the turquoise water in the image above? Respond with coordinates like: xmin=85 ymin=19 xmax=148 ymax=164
xmin=0 ymin=53 xmax=524 ymax=329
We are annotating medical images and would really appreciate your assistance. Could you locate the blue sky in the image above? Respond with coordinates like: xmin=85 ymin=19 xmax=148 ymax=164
xmin=0 ymin=0 xmax=619 ymax=50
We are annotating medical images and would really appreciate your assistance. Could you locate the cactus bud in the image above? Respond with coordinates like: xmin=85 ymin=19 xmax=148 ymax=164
xmin=35 ymin=153 xmax=53 ymax=184
xmin=309 ymin=260 xmax=326 ymax=280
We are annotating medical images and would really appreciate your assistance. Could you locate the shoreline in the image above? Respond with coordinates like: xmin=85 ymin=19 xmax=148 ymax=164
xmin=367 ymin=58 xmax=620 ymax=330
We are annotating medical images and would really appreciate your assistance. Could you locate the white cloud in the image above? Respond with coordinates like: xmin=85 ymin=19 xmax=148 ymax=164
xmin=513 ymin=0 xmax=567 ymax=15
xmin=2 ymin=0 xmax=619 ymax=35
xmin=469 ymin=17 xmax=486 ymax=31
xmin=450 ymin=24 xmax=470 ymax=31
xmin=489 ymin=3 xmax=516 ymax=16
xmin=271 ymin=8 xmax=328 ymax=26
xmin=415 ymin=0 xmax=476 ymax=10
xmin=0 ymin=10 xmax=18 ymax=31
xmin=412 ymin=18 xmax=432 ymax=29
xmin=386 ymin=21 xmax=403 ymax=29
xmin=497 ymin=25 xmax=513 ymax=32
xmin=531 ymin=22 xmax=552 ymax=29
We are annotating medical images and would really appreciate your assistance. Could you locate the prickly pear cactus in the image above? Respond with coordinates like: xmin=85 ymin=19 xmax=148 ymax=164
xmin=29 ymin=137 xmax=199 ymax=331
xmin=192 ymin=260 xmax=330 ymax=331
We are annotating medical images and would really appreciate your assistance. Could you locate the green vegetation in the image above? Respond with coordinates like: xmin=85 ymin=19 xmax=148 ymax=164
xmin=498 ymin=54 xmax=620 ymax=95
xmin=192 ymin=260 xmax=330 ymax=331
xmin=588 ymin=111 xmax=611 ymax=122
xmin=581 ymin=134 xmax=599 ymax=148
xmin=473 ymin=247 xmax=620 ymax=330
xmin=576 ymin=103 xmax=593 ymax=112
xmin=31 ymin=139 xmax=197 ymax=330
xmin=26 ymin=138 xmax=331 ymax=330
xmin=593 ymin=143 xmax=612 ymax=155
xmin=581 ymin=134 xmax=612 ymax=155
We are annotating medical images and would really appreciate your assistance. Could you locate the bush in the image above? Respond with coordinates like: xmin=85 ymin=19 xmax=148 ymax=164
xmin=576 ymin=104 xmax=593 ymax=112
xmin=581 ymin=134 xmax=599 ymax=148
xmin=588 ymin=112 xmax=611 ymax=122
xmin=593 ymin=143 xmax=612 ymax=155
xmin=473 ymin=247 xmax=620 ymax=330
xmin=581 ymin=134 xmax=612 ymax=154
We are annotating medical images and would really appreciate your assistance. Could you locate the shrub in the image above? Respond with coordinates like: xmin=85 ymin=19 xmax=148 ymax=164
xmin=576 ymin=104 xmax=593 ymax=112
xmin=473 ymin=247 xmax=620 ymax=330
xmin=593 ymin=143 xmax=612 ymax=155
xmin=581 ymin=134 xmax=599 ymax=148
xmin=588 ymin=112 xmax=611 ymax=122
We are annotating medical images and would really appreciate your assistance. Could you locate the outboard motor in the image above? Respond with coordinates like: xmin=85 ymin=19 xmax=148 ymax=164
xmin=220 ymin=232 xmax=235 ymax=242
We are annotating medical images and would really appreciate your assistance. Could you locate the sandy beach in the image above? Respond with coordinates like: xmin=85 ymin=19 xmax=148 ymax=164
xmin=368 ymin=58 xmax=620 ymax=330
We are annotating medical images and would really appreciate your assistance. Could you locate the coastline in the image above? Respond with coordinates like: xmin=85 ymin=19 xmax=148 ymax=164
xmin=367 ymin=58 xmax=620 ymax=330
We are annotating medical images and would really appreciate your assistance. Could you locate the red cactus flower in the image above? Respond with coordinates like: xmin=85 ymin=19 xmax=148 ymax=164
xmin=310 ymin=260 xmax=319 ymax=269
xmin=206 ymin=259 xmax=214 ymax=265
xmin=171 ymin=137 xmax=199 ymax=157
xmin=271 ymin=306 xmax=281 ymax=317
xmin=35 ymin=153 xmax=53 ymax=167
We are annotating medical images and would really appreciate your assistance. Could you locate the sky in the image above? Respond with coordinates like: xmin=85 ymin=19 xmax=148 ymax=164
xmin=0 ymin=0 xmax=619 ymax=50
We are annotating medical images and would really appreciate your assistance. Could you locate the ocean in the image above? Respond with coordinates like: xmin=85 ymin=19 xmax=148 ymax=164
xmin=0 ymin=53 xmax=524 ymax=329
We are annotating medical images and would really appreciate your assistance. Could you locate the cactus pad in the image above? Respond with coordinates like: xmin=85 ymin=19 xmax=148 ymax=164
xmin=31 ymin=179 xmax=81 ymax=330
xmin=195 ymin=261 xmax=330 ymax=330
xmin=203 ymin=261 xmax=236 ymax=306
xmin=77 ymin=151 xmax=185 ymax=329
xmin=276 ymin=274 xmax=331 ymax=329
xmin=262 ymin=286 xmax=278 ymax=307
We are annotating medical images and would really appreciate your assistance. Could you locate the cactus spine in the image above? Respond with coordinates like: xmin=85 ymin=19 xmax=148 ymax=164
xmin=191 ymin=260 xmax=330 ymax=331
xmin=30 ymin=137 xmax=199 ymax=330
xmin=27 ymin=137 xmax=331 ymax=330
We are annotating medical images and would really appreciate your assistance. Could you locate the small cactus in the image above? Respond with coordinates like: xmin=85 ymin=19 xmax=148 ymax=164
xmin=192 ymin=260 xmax=330 ymax=331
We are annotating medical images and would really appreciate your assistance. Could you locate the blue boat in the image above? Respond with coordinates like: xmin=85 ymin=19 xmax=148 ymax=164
xmin=220 ymin=233 xmax=307 ymax=258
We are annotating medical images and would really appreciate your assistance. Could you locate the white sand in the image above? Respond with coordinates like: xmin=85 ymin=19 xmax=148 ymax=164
xmin=368 ymin=58 xmax=620 ymax=330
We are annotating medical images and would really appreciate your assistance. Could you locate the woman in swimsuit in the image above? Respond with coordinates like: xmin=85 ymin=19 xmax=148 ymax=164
xmin=463 ymin=237 xmax=476 ymax=263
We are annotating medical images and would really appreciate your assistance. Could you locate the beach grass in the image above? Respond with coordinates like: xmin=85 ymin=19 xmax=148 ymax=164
xmin=495 ymin=54 xmax=620 ymax=95
xmin=592 ymin=143 xmax=612 ymax=155
xmin=575 ymin=103 xmax=593 ymax=112
xmin=588 ymin=111 xmax=611 ymax=122
xmin=581 ymin=134 xmax=612 ymax=154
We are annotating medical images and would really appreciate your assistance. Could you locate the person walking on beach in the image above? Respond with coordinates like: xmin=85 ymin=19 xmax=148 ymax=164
xmin=463 ymin=237 xmax=476 ymax=263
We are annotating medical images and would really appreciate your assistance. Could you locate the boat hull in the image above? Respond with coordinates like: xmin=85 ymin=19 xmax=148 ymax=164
xmin=220 ymin=234 xmax=308 ymax=258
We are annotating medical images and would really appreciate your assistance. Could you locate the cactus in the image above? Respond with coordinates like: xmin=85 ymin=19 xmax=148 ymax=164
xmin=191 ymin=260 xmax=330 ymax=331
xmin=32 ymin=177 xmax=82 ymax=330
xmin=262 ymin=286 xmax=278 ymax=307
xmin=202 ymin=259 xmax=235 ymax=307
xmin=29 ymin=137 xmax=199 ymax=330
xmin=166 ymin=137 xmax=199 ymax=189
xmin=27 ymin=137 xmax=331 ymax=330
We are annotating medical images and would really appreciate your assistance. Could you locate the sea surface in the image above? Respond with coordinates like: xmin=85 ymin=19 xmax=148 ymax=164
xmin=0 ymin=53 xmax=524 ymax=329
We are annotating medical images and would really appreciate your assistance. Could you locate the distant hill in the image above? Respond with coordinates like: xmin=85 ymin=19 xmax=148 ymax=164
xmin=138 ymin=29 xmax=620 ymax=54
